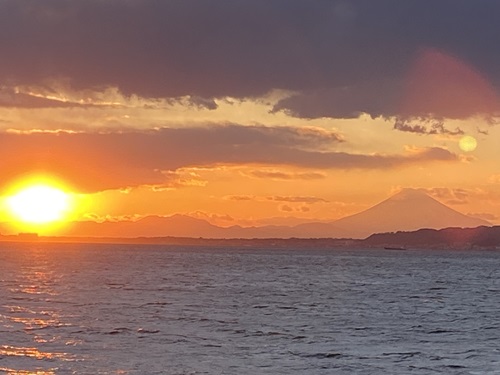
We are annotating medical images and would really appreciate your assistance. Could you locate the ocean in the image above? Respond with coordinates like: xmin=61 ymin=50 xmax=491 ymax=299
xmin=0 ymin=243 xmax=499 ymax=374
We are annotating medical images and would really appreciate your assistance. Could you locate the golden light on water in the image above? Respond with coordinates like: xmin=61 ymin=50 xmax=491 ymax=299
xmin=459 ymin=135 xmax=478 ymax=152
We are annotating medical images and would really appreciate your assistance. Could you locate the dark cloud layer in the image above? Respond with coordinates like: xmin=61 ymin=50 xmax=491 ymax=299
xmin=0 ymin=125 xmax=457 ymax=192
xmin=1 ymin=1 xmax=499 ymax=119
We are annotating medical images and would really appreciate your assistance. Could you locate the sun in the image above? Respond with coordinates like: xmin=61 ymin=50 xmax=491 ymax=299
xmin=6 ymin=184 xmax=72 ymax=224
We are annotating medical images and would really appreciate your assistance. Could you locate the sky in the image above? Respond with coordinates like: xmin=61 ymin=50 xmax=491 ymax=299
xmin=1 ymin=0 xmax=500 ymax=234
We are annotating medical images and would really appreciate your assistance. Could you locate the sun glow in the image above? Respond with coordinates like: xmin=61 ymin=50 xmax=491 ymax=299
xmin=6 ymin=184 xmax=72 ymax=225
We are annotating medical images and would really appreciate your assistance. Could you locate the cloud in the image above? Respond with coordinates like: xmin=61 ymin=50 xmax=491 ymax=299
xmin=273 ymin=49 xmax=500 ymax=120
xmin=467 ymin=212 xmax=498 ymax=221
xmin=186 ymin=96 xmax=218 ymax=110
xmin=147 ymin=169 xmax=208 ymax=190
xmin=393 ymin=118 xmax=464 ymax=136
xmin=0 ymin=125 xmax=458 ymax=192
xmin=224 ymin=195 xmax=255 ymax=201
xmin=186 ymin=211 xmax=235 ymax=226
xmin=244 ymin=169 xmax=326 ymax=180
xmin=225 ymin=195 xmax=327 ymax=205
xmin=0 ymin=1 xmax=499 ymax=120
xmin=0 ymin=87 xmax=80 ymax=108
xmin=268 ymin=196 xmax=328 ymax=204
xmin=279 ymin=203 xmax=312 ymax=213
xmin=489 ymin=174 xmax=500 ymax=184
xmin=272 ymin=80 xmax=402 ymax=119
xmin=0 ymin=0 xmax=337 ymax=98
xmin=406 ymin=187 xmax=487 ymax=206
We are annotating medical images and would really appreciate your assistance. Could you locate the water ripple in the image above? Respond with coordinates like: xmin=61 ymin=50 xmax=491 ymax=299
xmin=0 ymin=244 xmax=499 ymax=374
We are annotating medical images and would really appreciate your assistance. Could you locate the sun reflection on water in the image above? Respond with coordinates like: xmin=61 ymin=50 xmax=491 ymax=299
xmin=1 ymin=247 xmax=80 ymax=373
xmin=0 ymin=344 xmax=67 ymax=360
xmin=6 ymin=306 xmax=69 ymax=330
xmin=0 ymin=368 xmax=56 ymax=375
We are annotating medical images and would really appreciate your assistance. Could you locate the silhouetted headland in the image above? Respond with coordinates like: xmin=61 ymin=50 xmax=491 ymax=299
xmin=363 ymin=225 xmax=500 ymax=250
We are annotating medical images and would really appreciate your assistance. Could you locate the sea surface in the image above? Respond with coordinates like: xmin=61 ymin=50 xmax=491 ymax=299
xmin=0 ymin=243 xmax=500 ymax=374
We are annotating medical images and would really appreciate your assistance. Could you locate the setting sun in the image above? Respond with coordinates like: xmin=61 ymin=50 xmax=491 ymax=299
xmin=6 ymin=185 xmax=71 ymax=224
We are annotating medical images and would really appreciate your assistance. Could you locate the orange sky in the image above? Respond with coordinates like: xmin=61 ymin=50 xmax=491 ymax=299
xmin=0 ymin=1 xmax=499 ymax=235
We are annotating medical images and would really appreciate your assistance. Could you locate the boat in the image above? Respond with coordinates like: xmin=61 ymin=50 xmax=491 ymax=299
xmin=384 ymin=246 xmax=406 ymax=250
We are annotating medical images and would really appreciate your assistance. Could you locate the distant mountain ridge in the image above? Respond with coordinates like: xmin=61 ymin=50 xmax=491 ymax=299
xmin=16 ymin=189 xmax=489 ymax=239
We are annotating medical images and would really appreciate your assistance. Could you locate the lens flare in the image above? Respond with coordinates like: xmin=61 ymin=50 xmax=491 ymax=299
xmin=459 ymin=135 xmax=477 ymax=152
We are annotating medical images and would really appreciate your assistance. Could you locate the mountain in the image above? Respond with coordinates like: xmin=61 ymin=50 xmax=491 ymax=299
xmin=291 ymin=222 xmax=354 ymax=238
xmin=328 ymin=189 xmax=490 ymax=238
xmin=11 ymin=189 xmax=489 ymax=239
xmin=62 ymin=215 xmax=228 ymax=238
xmin=60 ymin=215 xmax=298 ymax=239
